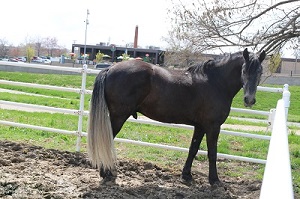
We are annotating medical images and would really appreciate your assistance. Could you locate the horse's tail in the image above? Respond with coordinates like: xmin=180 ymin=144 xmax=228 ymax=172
xmin=87 ymin=70 xmax=116 ymax=170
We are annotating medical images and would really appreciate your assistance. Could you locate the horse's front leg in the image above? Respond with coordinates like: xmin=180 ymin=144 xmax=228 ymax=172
xmin=182 ymin=126 xmax=205 ymax=183
xmin=205 ymin=125 xmax=221 ymax=185
xmin=100 ymin=166 xmax=117 ymax=183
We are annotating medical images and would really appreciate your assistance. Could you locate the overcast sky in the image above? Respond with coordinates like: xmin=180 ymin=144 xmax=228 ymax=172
xmin=1 ymin=0 xmax=296 ymax=58
xmin=1 ymin=0 xmax=171 ymax=49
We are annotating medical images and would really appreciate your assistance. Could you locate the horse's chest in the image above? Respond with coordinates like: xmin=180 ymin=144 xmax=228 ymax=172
xmin=194 ymin=91 xmax=231 ymax=121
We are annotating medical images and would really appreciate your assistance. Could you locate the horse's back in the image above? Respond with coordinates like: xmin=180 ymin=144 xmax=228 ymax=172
xmin=105 ymin=60 xmax=154 ymax=90
xmin=105 ymin=60 xmax=180 ymax=93
xmin=104 ymin=60 xmax=154 ymax=114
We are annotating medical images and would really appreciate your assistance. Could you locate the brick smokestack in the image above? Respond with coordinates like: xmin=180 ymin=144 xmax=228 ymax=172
xmin=134 ymin=25 xmax=138 ymax=48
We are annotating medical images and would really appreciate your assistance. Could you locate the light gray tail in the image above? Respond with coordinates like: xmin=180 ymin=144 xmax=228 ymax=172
xmin=87 ymin=71 xmax=116 ymax=169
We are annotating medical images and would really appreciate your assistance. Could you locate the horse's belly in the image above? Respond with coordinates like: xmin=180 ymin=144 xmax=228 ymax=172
xmin=138 ymin=101 xmax=194 ymax=125
xmin=138 ymin=94 xmax=230 ymax=126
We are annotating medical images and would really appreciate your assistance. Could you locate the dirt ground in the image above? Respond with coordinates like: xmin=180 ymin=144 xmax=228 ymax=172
xmin=0 ymin=140 xmax=262 ymax=199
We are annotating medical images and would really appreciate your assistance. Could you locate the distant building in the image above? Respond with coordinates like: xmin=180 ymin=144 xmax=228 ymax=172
xmin=71 ymin=43 xmax=165 ymax=65
xmin=71 ymin=43 xmax=300 ymax=76
xmin=280 ymin=57 xmax=300 ymax=76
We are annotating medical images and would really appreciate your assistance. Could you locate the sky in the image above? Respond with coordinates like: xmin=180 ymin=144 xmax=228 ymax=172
xmin=1 ymin=0 xmax=171 ymax=49
xmin=1 ymin=0 xmax=297 ymax=58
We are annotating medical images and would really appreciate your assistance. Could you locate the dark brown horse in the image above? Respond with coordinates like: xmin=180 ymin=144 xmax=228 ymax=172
xmin=88 ymin=48 xmax=266 ymax=185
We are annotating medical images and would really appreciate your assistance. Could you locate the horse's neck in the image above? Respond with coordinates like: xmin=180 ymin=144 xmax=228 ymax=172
xmin=218 ymin=56 xmax=244 ymax=99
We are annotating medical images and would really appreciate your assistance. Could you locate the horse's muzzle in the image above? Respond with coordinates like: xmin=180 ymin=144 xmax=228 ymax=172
xmin=244 ymin=96 xmax=256 ymax=107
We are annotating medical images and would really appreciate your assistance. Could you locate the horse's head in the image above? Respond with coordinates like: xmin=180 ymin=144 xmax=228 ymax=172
xmin=241 ymin=48 xmax=266 ymax=107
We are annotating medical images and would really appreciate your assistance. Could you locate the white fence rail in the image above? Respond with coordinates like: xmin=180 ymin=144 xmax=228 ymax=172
xmin=260 ymin=99 xmax=294 ymax=199
xmin=0 ymin=62 xmax=291 ymax=164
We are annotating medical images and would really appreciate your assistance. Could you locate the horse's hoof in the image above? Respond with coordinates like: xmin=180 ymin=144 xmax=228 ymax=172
xmin=100 ymin=167 xmax=117 ymax=178
xmin=110 ymin=168 xmax=118 ymax=177
xmin=100 ymin=176 xmax=116 ymax=186
xmin=210 ymin=180 xmax=223 ymax=189
xmin=180 ymin=175 xmax=194 ymax=186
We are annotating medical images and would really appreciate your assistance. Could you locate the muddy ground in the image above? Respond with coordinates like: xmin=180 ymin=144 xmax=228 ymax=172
xmin=0 ymin=140 xmax=262 ymax=199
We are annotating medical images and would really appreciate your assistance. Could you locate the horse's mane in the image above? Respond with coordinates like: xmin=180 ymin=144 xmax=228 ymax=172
xmin=187 ymin=59 xmax=215 ymax=75
xmin=187 ymin=51 xmax=243 ymax=76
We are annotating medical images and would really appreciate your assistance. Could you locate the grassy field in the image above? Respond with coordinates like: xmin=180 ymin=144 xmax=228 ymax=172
xmin=0 ymin=71 xmax=299 ymax=195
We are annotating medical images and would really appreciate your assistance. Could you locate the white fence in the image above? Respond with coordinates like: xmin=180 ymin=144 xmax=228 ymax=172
xmin=0 ymin=62 xmax=290 ymax=164
xmin=260 ymin=99 xmax=294 ymax=199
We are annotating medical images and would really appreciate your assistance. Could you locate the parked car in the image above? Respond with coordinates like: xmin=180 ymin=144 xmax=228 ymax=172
xmin=17 ymin=57 xmax=26 ymax=62
xmin=9 ymin=58 xmax=18 ymax=62
xmin=32 ymin=57 xmax=43 ymax=63
xmin=95 ymin=63 xmax=111 ymax=69
xmin=0 ymin=58 xmax=9 ymax=61
xmin=40 ymin=56 xmax=50 ymax=60
xmin=43 ymin=59 xmax=51 ymax=64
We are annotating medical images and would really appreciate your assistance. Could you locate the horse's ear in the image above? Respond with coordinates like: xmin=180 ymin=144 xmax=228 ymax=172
xmin=203 ymin=60 xmax=213 ymax=73
xmin=243 ymin=48 xmax=249 ymax=62
xmin=259 ymin=50 xmax=266 ymax=62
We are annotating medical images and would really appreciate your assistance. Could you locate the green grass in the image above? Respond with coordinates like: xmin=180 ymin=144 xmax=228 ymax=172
xmin=225 ymin=117 xmax=267 ymax=126
xmin=0 ymin=71 xmax=299 ymax=196
xmin=0 ymin=109 xmax=86 ymax=131
xmin=0 ymin=92 xmax=82 ymax=109
xmin=0 ymin=83 xmax=81 ymax=99
xmin=0 ymin=71 xmax=96 ymax=89
xmin=231 ymin=84 xmax=300 ymax=122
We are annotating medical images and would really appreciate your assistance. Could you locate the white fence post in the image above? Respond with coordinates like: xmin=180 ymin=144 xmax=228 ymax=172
xmin=260 ymin=99 xmax=294 ymax=199
xmin=76 ymin=64 xmax=88 ymax=151
xmin=267 ymin=108 xmax=276 ymax=131
xmin=282 ymin=84 xmax=291 ymax=119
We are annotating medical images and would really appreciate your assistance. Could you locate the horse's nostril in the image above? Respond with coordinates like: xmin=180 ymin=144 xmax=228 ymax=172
xmin=244 ymin=96 xmax=256 ymax=106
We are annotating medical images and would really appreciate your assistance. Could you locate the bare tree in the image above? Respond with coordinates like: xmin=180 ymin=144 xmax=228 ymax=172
xmin=167 ymin=0 xmax=300 ymax=54
xmin=34 ymin=36 xmax=43 ymax=57
xmin=163 ymin=28 xmax=208 ymax=67
xmin=0 ymin=38 xmax=10 ymax=58
xmin=43 ymin=37 xmax=58 ymax=57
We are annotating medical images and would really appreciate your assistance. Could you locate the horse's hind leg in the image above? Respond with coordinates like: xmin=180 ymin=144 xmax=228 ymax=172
xmin=182 ymin=126 xmax=205 ymax=183
xmin=99 ymin=114 xmax=128 ymax=181
xmin=205 ymin=125 xmax=221 ymax=185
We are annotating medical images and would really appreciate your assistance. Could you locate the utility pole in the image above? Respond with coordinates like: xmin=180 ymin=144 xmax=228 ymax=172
xmin=83 ymin=9 xmax=90 ymax=63
xmin=76 ymin=9 xmax=90 ymax=151
xmin=295 ymin=54 xmax=297 ymax=75
xmin=296 ymin=49 xmax=298 ymax=75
